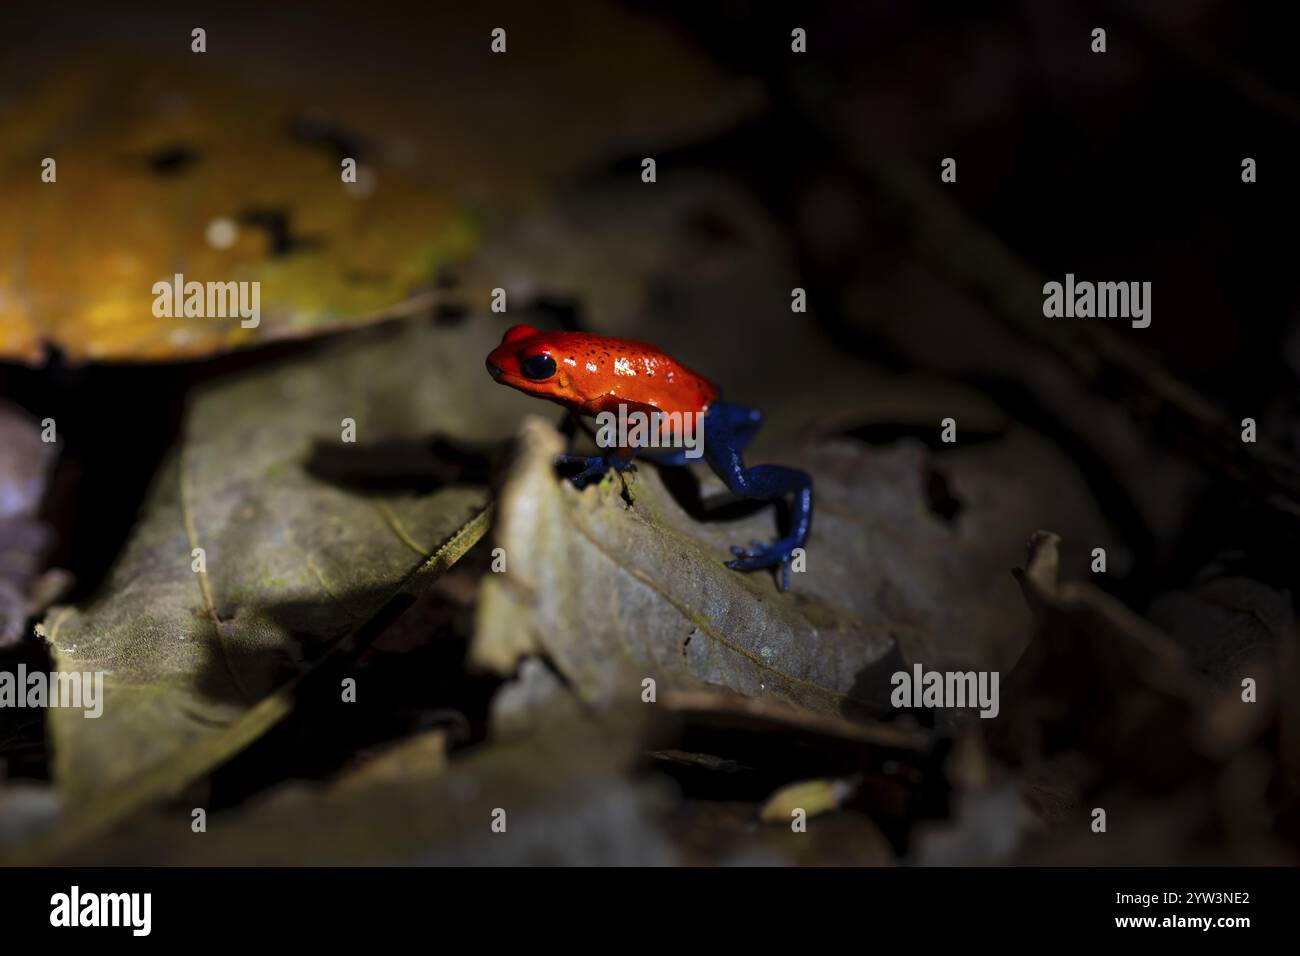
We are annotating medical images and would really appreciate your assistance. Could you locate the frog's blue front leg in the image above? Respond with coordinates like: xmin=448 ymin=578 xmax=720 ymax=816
xmin=556 ymin=452 xmax=636 ymax=487
xmin=703 ymin=401 xmax=812 ymax=592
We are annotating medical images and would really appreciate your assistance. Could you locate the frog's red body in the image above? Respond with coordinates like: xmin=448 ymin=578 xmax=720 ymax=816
xmin=486 ymin=324 xmax=813 ymax=592
xmin=486 ymin=326 xmax=715 ymax=427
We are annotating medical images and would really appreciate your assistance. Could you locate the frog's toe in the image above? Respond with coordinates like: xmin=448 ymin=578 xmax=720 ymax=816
xmin=724 ymin=542 xmax=791 ymax=569
xmin=555 ymin=454 xmax=608 ymax=487
xmin=724 ymin=538 xmax=801 ymax=591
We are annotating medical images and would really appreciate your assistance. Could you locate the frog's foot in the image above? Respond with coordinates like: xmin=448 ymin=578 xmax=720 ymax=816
xmin=555 ymin=453 xmax=636 ymax=488
xmin=725 ymin=537 xmax=802 ymax=592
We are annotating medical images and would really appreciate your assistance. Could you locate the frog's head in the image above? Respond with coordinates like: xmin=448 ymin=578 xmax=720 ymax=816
xmin=486 ymin=324 xmax=571 ymax=402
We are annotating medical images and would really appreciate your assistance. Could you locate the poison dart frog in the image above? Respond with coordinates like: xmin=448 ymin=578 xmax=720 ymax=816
xmin=486 ymin=325 xmax=813 ymax=591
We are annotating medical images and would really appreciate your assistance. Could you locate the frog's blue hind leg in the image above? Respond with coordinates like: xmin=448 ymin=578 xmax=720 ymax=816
xmin=702 ymin=401 xmax=813 ymax=592
xmin=645 ymin=405 xmax=761 ymax=467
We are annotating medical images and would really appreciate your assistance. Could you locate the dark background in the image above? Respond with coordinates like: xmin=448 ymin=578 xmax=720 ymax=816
xmin=1 ymin=0 xmax=1298 ymax=865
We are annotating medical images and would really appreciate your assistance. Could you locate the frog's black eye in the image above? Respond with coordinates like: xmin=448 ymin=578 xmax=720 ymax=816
xmin=520 ymin=353 xmax=557 ymax=381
